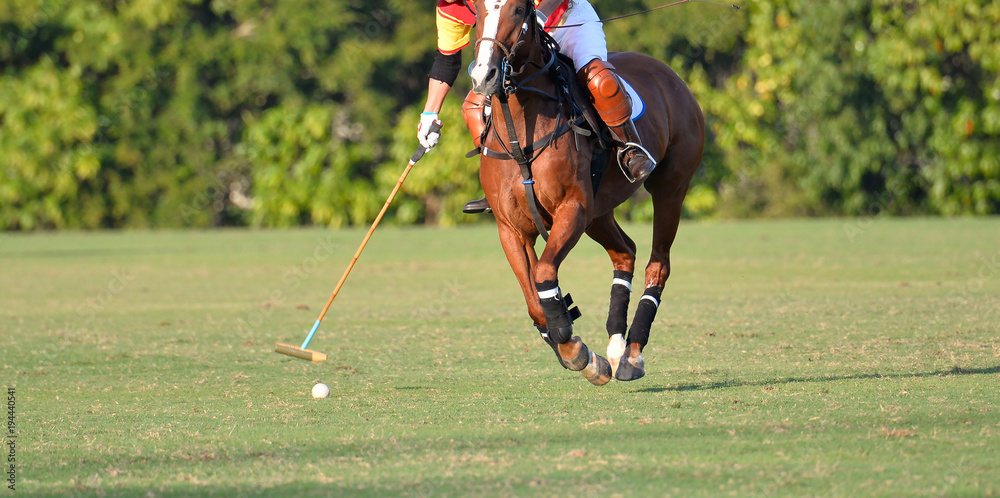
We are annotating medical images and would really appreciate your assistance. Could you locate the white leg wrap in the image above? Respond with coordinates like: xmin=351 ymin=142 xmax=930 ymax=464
xmin=640 ymin=294 xmax=660 ymax=307
xmin=607 ymin=333 xmax=626 ymax=377
xmin=537 ymin=287 xmax=560 ymax=300
xmin=612 ymin=278 xmax=632 ymax=291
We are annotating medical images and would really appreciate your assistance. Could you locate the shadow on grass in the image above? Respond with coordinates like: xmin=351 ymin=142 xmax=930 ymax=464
xmin=634 ymin=365 xmax=1000 ymax=393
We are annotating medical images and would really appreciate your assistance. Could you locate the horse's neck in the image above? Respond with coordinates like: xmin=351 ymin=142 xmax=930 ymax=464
xmin=497 ymin=91 xmax=549 ymax=115
xmin=491 ymin=54 xmax=562 ymax=137
xmin=491 ymin=91 xmax=559 ymax=146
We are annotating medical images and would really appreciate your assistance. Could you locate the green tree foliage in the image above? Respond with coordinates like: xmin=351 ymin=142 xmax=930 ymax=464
xmin=684 ymin=0 xmax=1000 ymax=216
xmin=380 ymin=90 xmax=483 ymax=227
xmin=243 ymin=101 xmax=377 ymax=227
xmin=867 ymin=0 xmax=1000 ymax=215
xmin=1 ymin=0 xmax=431 ymax=229
xmin=1 ymin=0 xmax=997 ymax=230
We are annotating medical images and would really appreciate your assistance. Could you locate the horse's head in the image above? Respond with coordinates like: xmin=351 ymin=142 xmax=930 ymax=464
xmin=471 ymin=0 xmax=538 ymax=96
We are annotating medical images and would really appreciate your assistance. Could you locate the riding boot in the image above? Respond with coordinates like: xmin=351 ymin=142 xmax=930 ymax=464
xmin=609 ymin=119 xmax=656 ymax=183
xmin=463 ymin=197 xmax=491 ymax=214
xmin=577 ymin=59 xmax=657 ymax=183
xmin=462 ymin=91 xmax=492 ymax=214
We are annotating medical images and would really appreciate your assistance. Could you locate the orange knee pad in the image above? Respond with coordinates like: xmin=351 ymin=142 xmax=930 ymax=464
xmin=577 ymin=59 xmax=632 ymax=127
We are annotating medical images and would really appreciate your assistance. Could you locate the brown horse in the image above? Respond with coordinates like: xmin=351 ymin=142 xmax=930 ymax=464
xmin=469 ymin=0 xmax=705 ymax=384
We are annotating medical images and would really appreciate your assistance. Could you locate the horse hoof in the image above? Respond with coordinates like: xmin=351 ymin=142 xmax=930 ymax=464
xmin=558 ymin=336 xmax=590 ymax=372
xmin=581 ymin=351 xmax=613 ymax=386
xmin=607 ymin=334 xmax=625 ymax=377
xmin=614 ymin=347 xmax=645 ymax=381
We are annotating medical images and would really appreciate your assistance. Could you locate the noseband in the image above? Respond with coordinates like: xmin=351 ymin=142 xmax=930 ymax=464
xmin=474 ymin=40 xmax=518 ymax=95
xmin=474 ymin=6 xmax=545 ymax=96
xmin=475 ymin=34 xmax=520 ymax=62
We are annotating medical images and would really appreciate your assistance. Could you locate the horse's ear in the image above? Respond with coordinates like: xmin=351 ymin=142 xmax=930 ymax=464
xmin=525 ymin=3 xmax=537 ymax=38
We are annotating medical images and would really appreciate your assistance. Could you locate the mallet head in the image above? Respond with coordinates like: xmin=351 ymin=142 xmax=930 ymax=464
xmin=275 ymin=343 xmax=328 ymax=362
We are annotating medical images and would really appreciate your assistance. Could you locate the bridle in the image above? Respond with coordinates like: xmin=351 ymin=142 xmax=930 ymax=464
xmin=472 ymin=3 xmax=586 ymax=241
xmin=473 ymin=2 xmax=569 ymax=99
xmin=473 ymin=4 xmax=537 ymax=97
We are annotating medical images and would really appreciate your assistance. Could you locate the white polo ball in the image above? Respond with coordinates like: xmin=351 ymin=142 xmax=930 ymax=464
xmin=311 ymin=382 xmax=330 ymax=399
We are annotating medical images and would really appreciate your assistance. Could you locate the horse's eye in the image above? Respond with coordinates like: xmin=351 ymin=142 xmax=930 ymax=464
xmin=514 ymin=6 xmax=526 ymax=16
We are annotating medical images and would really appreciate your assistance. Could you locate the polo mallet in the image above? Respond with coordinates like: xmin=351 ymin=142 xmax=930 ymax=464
xmin=275 ymin=122 xmax=442 ymax=361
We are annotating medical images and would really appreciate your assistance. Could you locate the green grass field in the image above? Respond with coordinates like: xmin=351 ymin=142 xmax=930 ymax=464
xmin=2 ymin=218 xmax=999 ymax=496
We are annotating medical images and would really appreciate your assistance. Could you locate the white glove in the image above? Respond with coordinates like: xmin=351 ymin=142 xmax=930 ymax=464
xmin=417 ymin=112 xmax=442 ymax=149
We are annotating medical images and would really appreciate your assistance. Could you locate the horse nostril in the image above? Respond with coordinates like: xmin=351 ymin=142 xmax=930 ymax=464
xmin=486 ymin=67 xmax=498 ymax=83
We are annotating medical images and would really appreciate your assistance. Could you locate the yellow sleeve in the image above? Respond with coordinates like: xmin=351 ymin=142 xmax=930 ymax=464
xmin=436 ymin=7 xmax=473 ymax=54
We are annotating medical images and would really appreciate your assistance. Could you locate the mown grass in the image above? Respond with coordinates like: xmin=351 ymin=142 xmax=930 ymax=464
xmin=1 ymin=218 xmax=998 ymax=496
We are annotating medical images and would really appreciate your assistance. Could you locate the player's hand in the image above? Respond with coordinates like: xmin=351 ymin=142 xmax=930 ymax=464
xmin=417 ymin=112 xmax=443 ymax=149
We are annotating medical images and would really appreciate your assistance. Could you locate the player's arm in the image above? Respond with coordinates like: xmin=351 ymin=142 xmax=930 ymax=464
xmin=417 ymin=2 xmax=474 ymax=148
xmin=424 ymin=50 xmax=463 ymax=114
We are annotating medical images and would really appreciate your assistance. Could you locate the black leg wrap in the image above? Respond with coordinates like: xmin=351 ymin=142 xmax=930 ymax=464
xmin=607 ymin=270 xmax=633 ymax=337
xmin=626 ymin=286 xmax=663 ymax=349
xmin=563 ymin=293 xmax=582 ymax=321
xmin=567 ymin=297 xmax=582 ymax=321
xmin=535 ymin=280 xmax=577 ymax=344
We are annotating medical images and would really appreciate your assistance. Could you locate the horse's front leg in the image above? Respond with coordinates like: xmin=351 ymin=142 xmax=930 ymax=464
xmin=533 ymin=199 xmax=612 ymax=385
xmin=495 ymin=222 xmax=545 ymax=328
xmin=492 ymin=221 xmax=582 ymax=371
xmin=492 ymin=221 xmax=563 ymax=354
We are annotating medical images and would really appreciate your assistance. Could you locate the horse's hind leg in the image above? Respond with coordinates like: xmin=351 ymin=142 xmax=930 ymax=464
xmin=617 ymin=149 xmax=700 ymax=382
xmin=585 ymin=213 xmax=638 ymax=377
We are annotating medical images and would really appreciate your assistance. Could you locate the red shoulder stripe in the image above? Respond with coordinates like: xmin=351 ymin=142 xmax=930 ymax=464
xmin=437 ymin=1 xmax=476 ymax=26
xmin=439 ymin=43 xmax=470 ymax=56
xmin=543 ymin=0 xmax=571 ymax=31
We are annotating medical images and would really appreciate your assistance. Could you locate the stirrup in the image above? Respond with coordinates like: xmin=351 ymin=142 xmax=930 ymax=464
xmin=617 ymin=142 xmax=657 ymax=184
xmin=462 ymin=197 xmax=491 ymax=214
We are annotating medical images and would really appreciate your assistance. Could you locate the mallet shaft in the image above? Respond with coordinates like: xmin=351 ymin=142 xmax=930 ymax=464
xmin=298 ymin=126 xmax=439 ymax=350
xmin=305 ymin=158 xmax=416 ymax=349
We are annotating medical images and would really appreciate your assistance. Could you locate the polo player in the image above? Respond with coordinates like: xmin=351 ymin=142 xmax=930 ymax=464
xmin=417 ymin=0 xmax=658 ymax=215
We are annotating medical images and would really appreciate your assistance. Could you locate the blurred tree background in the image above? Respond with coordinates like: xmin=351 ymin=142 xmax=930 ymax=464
xmin=1 ymin=0 xmax=997 ymax=229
